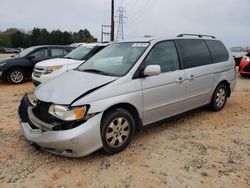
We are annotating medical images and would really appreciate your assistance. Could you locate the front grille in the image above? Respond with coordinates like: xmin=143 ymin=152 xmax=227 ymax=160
xmin=33 ymin=100 xmax=55 ymax=124
xmin=33 ymin=67 xmax=45 ymax=78
xmin=242 ymin=64 xmax=250 ymax=72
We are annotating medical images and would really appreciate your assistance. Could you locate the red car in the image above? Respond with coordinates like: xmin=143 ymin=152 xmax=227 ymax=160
xmin=239 ymin=48 xmax=250 ymax=76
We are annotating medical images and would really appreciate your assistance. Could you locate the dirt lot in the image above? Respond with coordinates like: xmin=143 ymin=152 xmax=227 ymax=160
xmin=0 ymin=53 xmax=13 ymax=60
xmin=0 ymin=56 xmax=249 ymax=187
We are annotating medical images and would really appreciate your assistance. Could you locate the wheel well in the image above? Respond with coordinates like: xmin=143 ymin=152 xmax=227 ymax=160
xmin=218 ymin=80 xmax=231 ymax=97
xmin=6 ymin=67 xmax=27 ymax=79
xmin=102 ymin=103 xmax=142 ymax=131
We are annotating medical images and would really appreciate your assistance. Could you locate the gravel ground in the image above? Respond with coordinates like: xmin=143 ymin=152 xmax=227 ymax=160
xmin=0 ymin=53 xmax=13 ymax=60
xmin=0 ymin=57 xmax=249 ymax=187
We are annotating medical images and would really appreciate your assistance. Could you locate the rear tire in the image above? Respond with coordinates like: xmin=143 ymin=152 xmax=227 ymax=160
xmin=7 ymin=68 xmax=25 ymax=84
xmin=101 ymin=108 xmax=135 ymax=155
xmin=210 ymin=84 xmax=228 ymax=111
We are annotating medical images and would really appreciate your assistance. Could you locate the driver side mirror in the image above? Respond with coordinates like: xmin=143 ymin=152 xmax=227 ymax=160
xmin=143 ymin=65 xmax=161 ymax=77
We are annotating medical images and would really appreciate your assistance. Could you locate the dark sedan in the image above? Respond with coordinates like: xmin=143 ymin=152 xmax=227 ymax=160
xmin=0 ymin=45 xmax=73 ymax=84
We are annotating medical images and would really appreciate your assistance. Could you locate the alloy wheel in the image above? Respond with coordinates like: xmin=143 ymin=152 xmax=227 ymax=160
xmin=215 ymin=88 xmax=226 ymax=108
xmin=10 ymin=70 xmax=24 ymax=83
xmin=105 ymin=117 xmax=130 ymax=148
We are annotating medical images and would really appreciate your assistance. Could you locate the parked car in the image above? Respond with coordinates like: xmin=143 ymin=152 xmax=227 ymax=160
xmin=0 ymin=46 xmax=6 ymax=53
xmin=32 ymin=43 xmax=108 ymax=86
xmin=18 ymin=34 xmax=236 ymax=157
xmin=0 ymin=46 xmax=20 ymax=54
xmin=4 ymin=47 xmax=19 ymax=53
xmin=69 ymin=42 xmax=87 ymax=48
xmin=239 ymin=50 xmax=250 ymax=77
xmin=0 ymin=45 xmax=73 ymax=84
xmin=230 ymin=47 xmax=248 ymax=66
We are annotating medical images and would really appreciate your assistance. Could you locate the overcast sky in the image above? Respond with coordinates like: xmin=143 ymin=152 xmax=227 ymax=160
xmin=0 ymin=0 xmax=249 ymax=47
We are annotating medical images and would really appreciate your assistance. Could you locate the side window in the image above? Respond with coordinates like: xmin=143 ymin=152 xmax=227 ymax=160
xmin=51 ymin=48 xmax=64 ymax=56
xmin=144 ymin=41 xmax=180 ymax=73
xmin=176 ymin=39 xmax=212 ymax=69
xmin=31 ymin=49 xmax=48 ymax=59
xmin=206 ymin=40 xmax=229 ymax=63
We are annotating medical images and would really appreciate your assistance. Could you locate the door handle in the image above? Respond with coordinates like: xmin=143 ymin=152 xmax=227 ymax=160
xmin=189 ymin=75 xmax=195 ymax=81
xmin=176 ymin=77 xmax=184 ymax=84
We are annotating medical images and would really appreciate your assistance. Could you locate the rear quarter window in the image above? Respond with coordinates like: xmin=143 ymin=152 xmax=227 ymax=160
xmin=176 ymin=39 xmax=212 ymax=69
xmin=205 ymin=40 xmax=229 ymax=63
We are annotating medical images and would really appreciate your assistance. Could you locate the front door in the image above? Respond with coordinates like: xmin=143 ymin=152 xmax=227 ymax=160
xmin=140 ymin=41 xmax=187 ymax=125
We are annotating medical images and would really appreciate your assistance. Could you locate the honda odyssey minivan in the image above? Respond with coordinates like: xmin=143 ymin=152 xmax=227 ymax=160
xmin=18 ymin=34 xmax=236 ymax=157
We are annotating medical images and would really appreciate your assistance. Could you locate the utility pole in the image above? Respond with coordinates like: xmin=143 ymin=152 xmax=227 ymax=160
xmin=111 ymin=0 xmax=115 ymax=41
xmin=116 ymin=7 xmax=126 ymax=41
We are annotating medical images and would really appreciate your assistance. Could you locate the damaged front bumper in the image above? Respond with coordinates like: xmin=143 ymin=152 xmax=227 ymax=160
xmin=18 ymin=95 xmax=103 ymax=157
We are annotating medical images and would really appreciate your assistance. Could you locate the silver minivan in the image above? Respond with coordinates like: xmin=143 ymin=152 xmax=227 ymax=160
xmin=18 ymin=34 xmax=236 ymax=157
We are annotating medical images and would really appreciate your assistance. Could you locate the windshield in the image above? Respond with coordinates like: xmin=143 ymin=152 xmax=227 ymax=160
xmin=65 ymin=45 xmax=94 ymax=60
xmin=19 ymin=47 xmax=35 ymax=57
xmin=230 ymin=47 xmax=247 ymax=52
xmin=77 ymin=42 xmax=149 ymax=77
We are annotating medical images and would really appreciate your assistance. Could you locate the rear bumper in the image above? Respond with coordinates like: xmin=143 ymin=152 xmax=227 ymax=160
xmin=18 ymin=95 xmax=103 ymax=157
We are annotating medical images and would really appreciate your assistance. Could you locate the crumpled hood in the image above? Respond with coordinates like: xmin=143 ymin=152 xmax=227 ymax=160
xmin=35 ymin=58 xmax=83 ymax=67
xmin=35 ymin=70 xmax=117 ymax=105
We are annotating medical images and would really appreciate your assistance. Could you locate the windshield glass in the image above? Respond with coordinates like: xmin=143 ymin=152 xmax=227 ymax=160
xmin=77 ymin=42 xmax=149 ymax=77
xmin=65 ymin=45 xmax=94 ymax=60
xmin=230 ymin=47 xmax=247 ymax=52
xmin=19 ymin=47 xmax=35 ymax=57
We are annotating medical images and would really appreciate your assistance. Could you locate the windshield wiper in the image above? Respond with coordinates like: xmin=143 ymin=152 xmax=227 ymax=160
xmin=65 ymin=56 xmax=72 ymax=59
xmin=81 ymin=69 xmax=114 ymax=76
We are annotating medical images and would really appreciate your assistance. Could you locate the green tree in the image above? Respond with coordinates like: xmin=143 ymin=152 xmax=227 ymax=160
xmin=0 ymin=27 xmax=97 ymax=48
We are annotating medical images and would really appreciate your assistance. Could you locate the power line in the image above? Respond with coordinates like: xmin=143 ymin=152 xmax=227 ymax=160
xmin=124 ymin=0 xmax=139 ymax=12
xmin=127 ymin=0 xmax=151 ymax=18
xmin=115 ymin=0 xmax=125 ymax=13
xmin=104 ymin=0 xmax=110 ymax=24
xmin=103 ymin=0 xmax=107 ymax=24
xmin=127 ymin=0 xmax=160 ymax=26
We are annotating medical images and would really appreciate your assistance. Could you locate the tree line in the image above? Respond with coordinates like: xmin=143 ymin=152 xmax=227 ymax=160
xmin=0 ymin=28 xmax=97 ymax=48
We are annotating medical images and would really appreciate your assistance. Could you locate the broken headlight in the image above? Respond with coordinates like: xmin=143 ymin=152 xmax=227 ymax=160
xmin=48 ymin=105 xmax=87 ymax=121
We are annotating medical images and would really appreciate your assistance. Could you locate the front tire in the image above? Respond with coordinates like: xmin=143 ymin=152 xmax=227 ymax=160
xmin=7 ymin=69 xmax=25 ymax=84
xmin=101 ymin=108 xmax=135 ymax=155
xmin=210 ymin=84 xmax=228 ymax=111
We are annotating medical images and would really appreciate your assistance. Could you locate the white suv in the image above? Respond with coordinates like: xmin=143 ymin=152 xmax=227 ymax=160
xmin=32 ymin=43 xmax=108 ymax=86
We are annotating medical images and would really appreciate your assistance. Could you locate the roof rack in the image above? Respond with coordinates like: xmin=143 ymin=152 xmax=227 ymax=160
xmin=177 ymin=34 xmax=216 ymax=39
